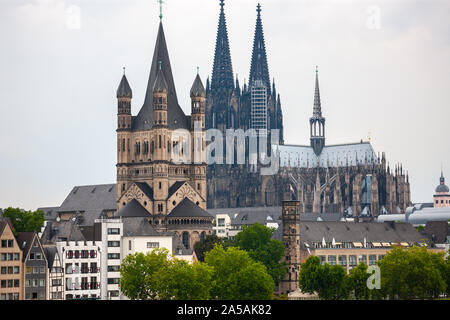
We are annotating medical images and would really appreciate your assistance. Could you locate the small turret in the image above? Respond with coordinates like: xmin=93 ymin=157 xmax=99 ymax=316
xmin=117 ymin=68 xmax=132 ymax=130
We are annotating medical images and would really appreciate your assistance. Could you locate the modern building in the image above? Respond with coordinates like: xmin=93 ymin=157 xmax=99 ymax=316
xmin=0 ymin=218 xmax=23 ymax=300
xmin=16 ymin=232 xmax=48 ymax=300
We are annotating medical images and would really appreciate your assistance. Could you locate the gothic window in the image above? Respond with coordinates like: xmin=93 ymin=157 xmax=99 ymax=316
xmin=122 ymin=139 xmax=125 ymax=152
xmin=200 ymin=232 xmax=206 ymax=242
xmin=159 ymin=135 xmax=162 ymax=148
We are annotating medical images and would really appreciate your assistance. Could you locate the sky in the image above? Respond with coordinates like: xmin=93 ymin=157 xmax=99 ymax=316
xmin=0 ymin=0 xmax=449 ymax=210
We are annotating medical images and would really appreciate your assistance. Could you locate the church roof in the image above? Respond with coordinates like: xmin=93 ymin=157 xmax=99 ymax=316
xmin=133 ymin=22 xmax=188 ymax=131
xmin=115 ymin=199 xmax=151 ymax=218
xmin=275 ymin=141 xmax=377 ymax=168
xmin=153 ymin=67 xmax=168 ymax=93
xmin=167 ymin=181 xmax=187 ymax=199
xmin=135 ymin=182 xmax=154 ymax=201
xmin=168 ymin=198 xmax=212 ymax=218
xmin=190 ymin=74 xmax=206 ymax=97
xmin=117 ymin=74 xmax=132 ymax=98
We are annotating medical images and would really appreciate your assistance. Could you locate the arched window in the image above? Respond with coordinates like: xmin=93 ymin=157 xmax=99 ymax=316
xmin=182 ymin=232 xmax=190 ymax=249
xmin=200 ymin=231 xmax=206 ymax=242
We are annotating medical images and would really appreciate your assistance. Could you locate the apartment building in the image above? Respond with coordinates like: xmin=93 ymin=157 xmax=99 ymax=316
xmin=16 ymin=232 xmax=48 ymax=300
xmin=0 ymin=218 xmax=23 ymax=300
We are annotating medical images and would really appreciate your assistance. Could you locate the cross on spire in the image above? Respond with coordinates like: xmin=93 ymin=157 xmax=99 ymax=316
xmin=158 ymin=0 xmax=164 ymax=21
xmin=220 ymin=0 xmax=224 ymax=9
xmin=257 ymin=3 xmax=261 ymax=15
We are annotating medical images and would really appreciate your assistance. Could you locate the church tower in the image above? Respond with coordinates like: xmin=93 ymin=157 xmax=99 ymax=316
xmin=310 ymin=67 xmax=325 ymax=156
xmin=279 ymin=200 xmax=301 ymax=295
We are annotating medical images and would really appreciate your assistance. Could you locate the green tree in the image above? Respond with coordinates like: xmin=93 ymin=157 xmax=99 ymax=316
xmin=155 ymin=260 xmax=214 ymax=300
xmin=377 ymin=246 xmax=447 ymax=299
xmin=119 ymin=248 xmax=170 ymax=300
xmin=349 ymin=262 xmax=371 ymax=300
xmin=2 ymin=207 xmax=45 ymax=234
xmin=299 ymin=256 xmax=351 ymax=300
xmin=204 ymin=245 xmax=274 ymax=300
xmin=233 ymin=222 xmax=288 ymax=285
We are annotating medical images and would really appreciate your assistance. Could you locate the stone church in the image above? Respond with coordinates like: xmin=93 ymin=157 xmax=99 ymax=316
xmin=114 ymin=20 xmax=213 ymax=249
xmin=205 ymin=1 xmax=411 ymax=221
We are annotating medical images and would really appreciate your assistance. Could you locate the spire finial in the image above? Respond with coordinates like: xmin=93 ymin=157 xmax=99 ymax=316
xmin=197 ymin=66 xmax=199 ymax=75
xmin=220 ymin=0 xmax=224 ymax=9
xmin=158 ymin=0 xmax=164 ymax=21
xmin=257 ymin=3 xmax=261 ymax=15
xmin=316 ymin=65 xmax=319 ymax=74
xmin=123 ymin=66 xmax=126 ymax=76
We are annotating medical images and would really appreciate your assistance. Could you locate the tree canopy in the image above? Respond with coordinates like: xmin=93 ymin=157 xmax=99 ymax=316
xmin=233 ymin=222 xmax=288 ymax=285
xmin=2 ymin=207 xmax=45 ymax=234
xmin=204 ymin=245 xmax=275 ymax=300
xmin=377 ymin=246 xmax=448 ymax=299
xmin=119 ymin=248 xmax=171 ymax=300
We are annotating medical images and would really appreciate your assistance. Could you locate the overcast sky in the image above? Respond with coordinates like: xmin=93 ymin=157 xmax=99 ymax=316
xmin=0 ymin=0 xmax=449 ymax=210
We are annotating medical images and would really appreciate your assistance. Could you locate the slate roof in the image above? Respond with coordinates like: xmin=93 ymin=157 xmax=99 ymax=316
xmin=117 ymin=74 xmax=132 ymax=98
xmin=153 ymin=68 xmax=168 ymax=92
xmin=115 ymin=199 xmax=151 ymax=218
xmin=44 ymin=246 xmax=58 ymax=269
xmin=168 ymin=198 xmax=212 ymax=218
xmin=133 ymin=22 xmax=189 ymax=131
xmin=190 ymin=74 xmax=205 ymax=97
xmin=40 ymin=221 xmax=86 ymax=245
xmin=58 ymin=184 xmax=116 ymax=226
xmin=16 ymin=232 xmax=36 ymax=262
xmin=272 ymin=221 xmax=424 ymax=248
xmin=168 ymin=181 xmax=186 ymax=199
xmin=135 ymin=182 xmax=154 ymax=201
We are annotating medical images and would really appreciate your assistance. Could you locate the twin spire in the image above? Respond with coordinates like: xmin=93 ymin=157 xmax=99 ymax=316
xmin=211 ymin=1 xmax=271 ymax=93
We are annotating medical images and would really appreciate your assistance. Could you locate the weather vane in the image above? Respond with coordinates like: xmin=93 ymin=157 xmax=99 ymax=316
xmin=158 ymin=0 xmax=164 ymax=21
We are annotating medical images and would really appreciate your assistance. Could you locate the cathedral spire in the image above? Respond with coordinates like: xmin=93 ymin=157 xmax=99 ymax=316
xmin=313 ymin=66 xmax=322 ymax=117
xmin=249 ymin=3 xmax=270 ymax=93
xmin=310 ymin=66 xmax=326 ymax=156
xmin=211 ymin=0 xmax=234 ymax=91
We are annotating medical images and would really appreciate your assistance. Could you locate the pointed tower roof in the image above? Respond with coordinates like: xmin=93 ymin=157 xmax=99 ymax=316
xmin=134 ymin=22 xmax=188 ymax=130
xmin=249 ymin=3 xmax=270 ymax=92
xmin=211 ymin=0 xmax=234 ymax=91
xmin=312 ymin=66 xmax=322 ymax=118
xmin=153 ymin=63 xmax=168 ymax=92
xmin=190 ymin=73 xmax=206 ymax=97
xmin=117 ymin=70 xmax=132 ymax=98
